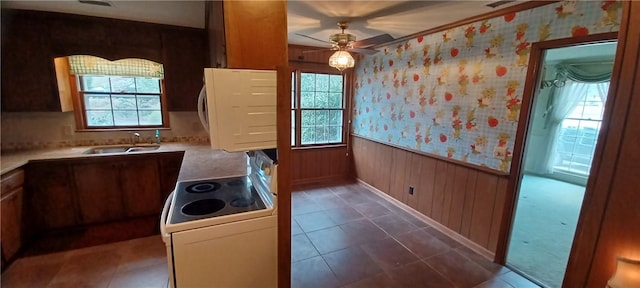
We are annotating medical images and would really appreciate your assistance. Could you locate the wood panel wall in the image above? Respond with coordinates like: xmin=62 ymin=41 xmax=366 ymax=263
xmin=291 ymin=146 xmax=351 ymax=187
xmin=288 ymin=44 xmax=354 ymax=188
xmin=288 ymin=44 xmax=335 ymax=65
xmin=351 ymin=136 xmax=509 ymax=253
xmin=223 ymin=0 xmax=288 ymax=70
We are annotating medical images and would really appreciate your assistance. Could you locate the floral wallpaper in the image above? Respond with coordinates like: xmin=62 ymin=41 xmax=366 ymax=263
xmin=352 ymin=0 xmax=622 ymax=172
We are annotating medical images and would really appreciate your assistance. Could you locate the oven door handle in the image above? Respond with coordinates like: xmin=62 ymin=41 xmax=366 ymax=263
xmin=160 ymin=192 xmax=173 ymax=238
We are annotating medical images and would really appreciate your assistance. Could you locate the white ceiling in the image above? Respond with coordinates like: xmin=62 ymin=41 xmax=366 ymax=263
xmin=2 ymin=0 xmax=523 ymax=48
xmin=287 ymin=0 xmax=522 ymax=47
xmin=0 ymin=1 xmax=206 ymax=28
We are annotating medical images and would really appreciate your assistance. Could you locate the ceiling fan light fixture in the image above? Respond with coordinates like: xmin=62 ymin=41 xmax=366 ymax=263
xmin=329 ymin=50 xmax=355 ymax=72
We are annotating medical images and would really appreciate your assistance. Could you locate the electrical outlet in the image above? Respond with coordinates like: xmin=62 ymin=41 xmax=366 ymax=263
xmin=408 ymin=186 xmax=414 ymax=195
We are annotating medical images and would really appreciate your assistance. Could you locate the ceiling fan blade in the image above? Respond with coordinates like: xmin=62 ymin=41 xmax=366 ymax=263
xmin=295 ymin=33 xmax=333 ymax=44
xmin=352 ymin=34 xmax=394 ymax=48
xmin=348 ymin=47 xmax=379 ymax=55
xmin=302 ymin=48 xmax=333 ymax=54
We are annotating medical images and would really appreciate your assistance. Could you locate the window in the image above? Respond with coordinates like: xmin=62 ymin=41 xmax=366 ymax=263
xmin=61 ymin=55 xmax=168 ymax=130
xmin=79 ymin=75 xmax=164 ymax=127
xmin=290 ymin=69 xmax=346 ymax=147
xmin=553 ymin=82 xmax=608 ymax=175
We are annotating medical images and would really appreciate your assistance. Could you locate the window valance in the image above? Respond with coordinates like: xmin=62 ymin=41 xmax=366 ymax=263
xmin=68 ymin=55 xmax=164 ymax=78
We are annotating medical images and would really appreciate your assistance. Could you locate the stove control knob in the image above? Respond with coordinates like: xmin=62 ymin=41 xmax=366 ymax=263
xmin=262 ymin=165 xmax=271 ymax=176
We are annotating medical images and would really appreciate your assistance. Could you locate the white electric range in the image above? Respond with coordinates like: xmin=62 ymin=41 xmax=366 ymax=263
xmin=160 ymin=150 xmax=277 ymax=288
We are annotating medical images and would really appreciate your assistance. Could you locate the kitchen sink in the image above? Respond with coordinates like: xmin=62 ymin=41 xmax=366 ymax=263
xmin=83 ymin=145 xmax=160 ymax=154
xmin=126 ymin=145 xmax=161 ymax=152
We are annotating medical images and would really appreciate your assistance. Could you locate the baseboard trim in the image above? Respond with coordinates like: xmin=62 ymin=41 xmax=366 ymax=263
xmin=292 ymin=175 xmax=353 ymax=189
xmin=356 ymin=178 xmax=496 ymax=261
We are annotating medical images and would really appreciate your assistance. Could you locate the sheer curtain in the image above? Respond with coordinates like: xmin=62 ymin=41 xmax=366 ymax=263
xmin=540 ymin=63 xmax=612 ymax=174
xmin=596 ymin=82 xmax=610 ymax=103
xmin=542 ymin=80 xmax=588 ymax=173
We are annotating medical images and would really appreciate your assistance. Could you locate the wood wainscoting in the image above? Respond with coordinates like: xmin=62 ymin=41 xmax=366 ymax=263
xmin=288 ymin=44 xmax=354 ymax=189
xmin=291 ymin=146 xmax=352 ymax=188
xmin=351 ymin=135 xmax=509 ymax=254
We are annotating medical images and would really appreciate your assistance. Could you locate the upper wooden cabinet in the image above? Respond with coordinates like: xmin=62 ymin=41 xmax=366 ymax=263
xmin=0 ymin=9 xmax=205 ymax=112
xmin=162 ymin=28 xmax=207 ymax=111
xmin=205 ymin=1 xmax=226 ymax=68
xmin=1 ymin=11 xmax=60 ymax=112
xmin=219 ymin=0 xmax=288 ymax=69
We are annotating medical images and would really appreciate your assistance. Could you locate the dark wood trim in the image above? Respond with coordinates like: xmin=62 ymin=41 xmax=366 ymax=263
xmin=564 ymin=1 xmax=636 ymax=286
xmin=276 ymin=65 xmax=292 ymax=288
xmin=492 ymin=31 xmax=620 ymax=266
xmin=68 ymin=59 xmax=85 ymax=129
xmin=292 ymin=144 xmax=347 ymax=151
xmin=160 ymin=79 xmax=171 ymax=128
xmin=344 ymin=69 xmax=354 ymax=163
xmin=533 ymin=32 xmax=619 ymax=49
xmin=374 ymin=1 xmax=560 ymax=48
xmin=493 ymin=38 xmax=545 ymax=264
xmin=346 ymin=70 xmax=356 ymax=178
xmin=351 ymin=134 xmax=510 ymax=177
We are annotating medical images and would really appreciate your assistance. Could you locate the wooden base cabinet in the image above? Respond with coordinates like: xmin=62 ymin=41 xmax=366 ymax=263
xmin=26 ymin=152 xmax=183 ymax=231
xmin=73 ymin=157 xmax=163 ymax=223
xmin=73 ymin=161 xmax=125 ymax=224
xmin=26 ymin=162 xmax=78 ymax=233
xmin=1 ymin=169 xmax=25 ymax=264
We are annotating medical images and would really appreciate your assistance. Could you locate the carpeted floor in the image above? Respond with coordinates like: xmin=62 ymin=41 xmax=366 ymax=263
xmin=506 ymin=174 xmax=585 ymax=288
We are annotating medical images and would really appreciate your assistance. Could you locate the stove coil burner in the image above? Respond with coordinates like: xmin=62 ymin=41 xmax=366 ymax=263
xmin=226 ymin=179 xmax=245 ymax=186
xmin=186 ymin=182 xmax=221 ymax=193
xmin=182 ymin=199 xmax=226 ymax=216
xmin=230 ymin=198 xmax=256 ymax=207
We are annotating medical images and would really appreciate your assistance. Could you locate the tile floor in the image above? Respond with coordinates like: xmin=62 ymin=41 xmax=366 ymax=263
xmin=1 ymin=235 xmax=169 ymax=288
xmin=292 ymin=183 xmax=541 ymax=288
xmin=2 ymin=182 xmax=540 ymax=288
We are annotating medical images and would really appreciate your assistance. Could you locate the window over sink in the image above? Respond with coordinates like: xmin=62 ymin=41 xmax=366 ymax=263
xmin=56 ymin=55 xmax=170 ymax=130
xmin=79 ymin=75 xmax=163 ymax=127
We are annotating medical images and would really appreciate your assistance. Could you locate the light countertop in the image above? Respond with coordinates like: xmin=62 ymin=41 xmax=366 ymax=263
xmin=1 ymin=143 xmax=249 ymax=181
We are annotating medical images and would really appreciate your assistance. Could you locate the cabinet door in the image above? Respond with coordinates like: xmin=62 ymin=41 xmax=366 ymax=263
xmin=73 ymin=162 xmax=124 ymax=224
xmin=1 ymin=10 xmax=59 ymax=112
xmin=158 ymin=152 xmax=185 ymax=200
xmin=205 ymin=0 xmax=226 ymax=68
xmin=162 ymin=28 xmax=206 ymax=111
xmin=1 ymin=188 xmax=23 ymax=261
xmin=26 ymin=162 xmax=78 ymax=231
xmin=120 ymin=159 xmax=162 ymax=217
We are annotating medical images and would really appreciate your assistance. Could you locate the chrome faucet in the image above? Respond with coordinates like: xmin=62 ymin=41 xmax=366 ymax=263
xmin=130 ymin=132 xmax=141 ymax=145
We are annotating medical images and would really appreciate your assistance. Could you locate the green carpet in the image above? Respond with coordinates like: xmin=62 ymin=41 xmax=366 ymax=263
xmin=506 ymin=174 xmax=585 ymax=288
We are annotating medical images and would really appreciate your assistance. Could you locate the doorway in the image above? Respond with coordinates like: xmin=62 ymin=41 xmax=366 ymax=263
xmin=505 ymin=41 xmax=617 ymax=287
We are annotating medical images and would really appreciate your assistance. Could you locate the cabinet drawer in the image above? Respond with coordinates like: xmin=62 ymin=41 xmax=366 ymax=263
xmin=1 ymin=169 xmax=25 ymax=196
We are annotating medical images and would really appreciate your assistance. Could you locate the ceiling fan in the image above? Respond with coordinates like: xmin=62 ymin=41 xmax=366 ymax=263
xmin=297 ymin=21 xmax=394 ymax=55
